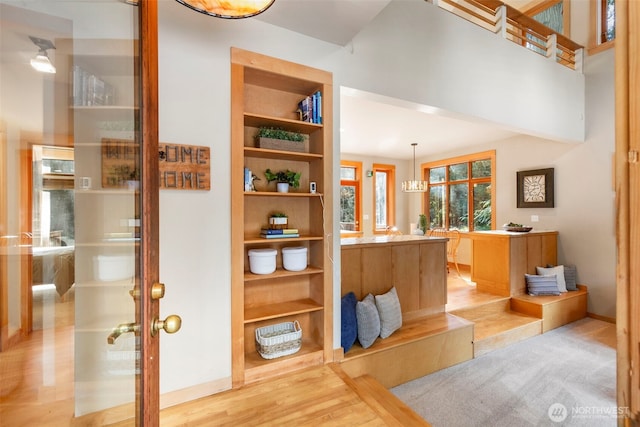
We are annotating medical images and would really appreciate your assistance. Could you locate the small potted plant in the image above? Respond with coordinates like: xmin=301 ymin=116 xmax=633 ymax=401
xmin=269 ymin=212 xmax=288 ymax=228
xmin=264 ymin=168 xmax=301 ymax=193
xmin=256 ymin=127 xmax=306 ymax=153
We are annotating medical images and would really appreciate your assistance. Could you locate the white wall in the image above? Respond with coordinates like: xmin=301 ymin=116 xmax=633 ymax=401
xmin=155 ymin=0 xmax=612 ymax=401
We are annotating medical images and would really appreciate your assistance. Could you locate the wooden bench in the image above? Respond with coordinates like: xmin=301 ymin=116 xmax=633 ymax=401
xmin=339 ymin=312 xmax=474 ymax=388
xmin=510 ymin=285 xmax=588 ymax=332
xmin=339 ymin=236 xmax=474 ymax=388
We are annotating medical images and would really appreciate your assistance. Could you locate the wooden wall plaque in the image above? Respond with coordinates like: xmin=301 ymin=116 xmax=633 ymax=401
xmin=101 ymin=138 xmax=210 ymax=191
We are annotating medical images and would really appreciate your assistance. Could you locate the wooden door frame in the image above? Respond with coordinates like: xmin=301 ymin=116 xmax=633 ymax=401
xmin=615 ymin=0 xmax=640 ymax=419
xmin=139 ymin=0 xmax=160 ymax=424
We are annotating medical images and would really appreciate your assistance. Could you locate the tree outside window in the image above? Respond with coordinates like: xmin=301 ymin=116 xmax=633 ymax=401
xmin=424 ymin=151 xmax=495 ymax=232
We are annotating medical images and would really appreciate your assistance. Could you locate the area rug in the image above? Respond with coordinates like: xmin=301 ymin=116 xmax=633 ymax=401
xmin=391 ymin=318 xmax=619 ymax=426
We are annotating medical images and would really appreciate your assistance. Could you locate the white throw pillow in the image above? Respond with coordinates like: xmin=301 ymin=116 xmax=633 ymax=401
xmin=536 ymin=265 xmax=567 ymax=292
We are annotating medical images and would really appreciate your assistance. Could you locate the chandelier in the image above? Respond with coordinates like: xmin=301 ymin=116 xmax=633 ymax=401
xmin=175 ymin=0 xmax=275 ymax=19
xmin=402 ymin=143 xmax=428 ymax=193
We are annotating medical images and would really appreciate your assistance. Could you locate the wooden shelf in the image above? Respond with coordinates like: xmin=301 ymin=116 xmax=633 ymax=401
xmin=244 ymin=266 xmax=323 ymax=282
xmin=244 ymin=112 xmax=322 ymax=134
xmin=244 ymin=191 xmax=323 ymax=198
xmin=244 ymin=147 xmax=323 ymax=161
xmin=244 ymin=342 xmax=324 ymax=382
xmin=231 ymin=47 xmax=333 ymax=387
xmin=244 ymin=299 xmax=323 ymax=324
xmin=244 ymin=236 xmax=323 ymax=245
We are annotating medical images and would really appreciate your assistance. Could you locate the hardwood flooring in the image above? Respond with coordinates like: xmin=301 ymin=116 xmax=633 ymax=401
xmin=0 ymin=270 xmax=528 ymax=426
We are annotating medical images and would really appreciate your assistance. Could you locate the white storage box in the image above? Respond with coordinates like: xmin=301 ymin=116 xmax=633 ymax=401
xmin=282 ymin=246 xmax=307 ymax=271
xmin=93 ymin=255 xmax=134 ymax=282
xmin=248 ymin=248 xmax=277 ymax=274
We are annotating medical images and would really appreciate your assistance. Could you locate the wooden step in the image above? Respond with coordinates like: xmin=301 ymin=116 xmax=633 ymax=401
xmin=338 ymin=370 xmax=431 ymax=426
xmin=450 ymin=299 xmax=542 ymax=357
xmin=340 ymin=313 xmax=474 ymax=388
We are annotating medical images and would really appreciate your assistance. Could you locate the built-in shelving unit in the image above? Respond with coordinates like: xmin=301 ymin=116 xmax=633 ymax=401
xmin=230 ymin=47 xmax=333 ymax=387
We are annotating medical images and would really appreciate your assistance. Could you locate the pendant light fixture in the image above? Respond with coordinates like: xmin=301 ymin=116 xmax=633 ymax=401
xmin=29 ymin=36 xmax=56 ymax=74
xmin=402 ymin=143 xmax=428 ymax=193
xmin=175 ymin=0 xmax=275 ymax=19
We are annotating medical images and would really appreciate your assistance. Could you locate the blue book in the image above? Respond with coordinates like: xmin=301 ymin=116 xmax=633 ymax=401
xmin=315 ymin=91 xmax=322 ymax=124
xmin=261 ymin=228 xmax=283 ymax=235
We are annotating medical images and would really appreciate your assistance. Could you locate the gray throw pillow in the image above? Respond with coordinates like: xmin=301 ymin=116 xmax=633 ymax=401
xmin=356 ymin=294 xmax=380 ymax=349
xmin=525 ymin=274 xmax=561 ymax=296
xmin=536 ymin=265 xmax=567 ymax=292
xmin=375 ymin=286 xmax=402 ymax=339
xmin=563 ymin=265 xmax=578 ymax=291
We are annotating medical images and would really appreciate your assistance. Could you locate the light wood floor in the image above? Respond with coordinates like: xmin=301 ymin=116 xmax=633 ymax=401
xmin=0 ymin=270 xmax=501 ymax=426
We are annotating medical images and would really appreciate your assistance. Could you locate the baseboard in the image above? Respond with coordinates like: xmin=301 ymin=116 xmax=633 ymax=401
xmin=160 ymin=377 xmax=232 ymax=409
xmin=587 ymin=312 xmax=616 ymax=324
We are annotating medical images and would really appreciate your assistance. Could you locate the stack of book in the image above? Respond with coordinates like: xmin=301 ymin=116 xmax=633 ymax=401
xmin=260 ymin=228 xmax=300 ymax=239
xmin=297 ymin=91 xmax=322 ymax=124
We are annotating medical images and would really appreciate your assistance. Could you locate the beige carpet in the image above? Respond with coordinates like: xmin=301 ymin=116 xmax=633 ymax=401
xmin=391 ymin=318 xmax=618 ymax=426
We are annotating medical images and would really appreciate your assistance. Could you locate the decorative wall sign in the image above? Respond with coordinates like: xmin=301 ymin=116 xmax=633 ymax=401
xmin=101 ymin=138 xmax=210 ymax=191
xmin=159 ymin=143 xmax=210 ymax=190
xmin=101 ymin=138 xmax=139 ymax=189
xmin=517 ymin=168 xmax=554 ymax=208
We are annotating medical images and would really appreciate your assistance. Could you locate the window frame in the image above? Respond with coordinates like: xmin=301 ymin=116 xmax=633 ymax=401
xmin=339 ymin=160 xmax=362 ymax=236
xmin=372 ymin=163 xmax=396 ymax=234
xmin=589 ymin=0 xmax=615 ymax=54
xmin=422 ymin=150 xmax=496 ymax=232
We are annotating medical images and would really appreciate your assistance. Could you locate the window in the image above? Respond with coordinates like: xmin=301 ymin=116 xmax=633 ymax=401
xmin=423 ymin=151 xmax=495 ymax=232
xmin=599 ymin=0 xmax=615 ymax=43
xmin=340 ymin=161 xmax=362 ymax=233
xmin=590 ymin=0 xmax=615 ymax=53
xmin=372 ymin=163 xmax=395 ymax=233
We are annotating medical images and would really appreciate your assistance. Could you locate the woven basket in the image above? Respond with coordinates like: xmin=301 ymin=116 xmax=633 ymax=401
xmin=255 ymin=320 xmax=302 ymax=359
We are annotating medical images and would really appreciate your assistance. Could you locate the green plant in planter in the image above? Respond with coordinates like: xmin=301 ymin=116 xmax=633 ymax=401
xmin=257 ymin=127 xmax=304 ymax=142
xmin=264 ymin=169 xmax=301 ymax=189
xmin=418 ymin=214 xmax=427 ymax=234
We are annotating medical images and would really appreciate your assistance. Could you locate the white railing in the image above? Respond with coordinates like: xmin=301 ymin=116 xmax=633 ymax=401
xmin=431 ymin=0 xmax=584 ymax=72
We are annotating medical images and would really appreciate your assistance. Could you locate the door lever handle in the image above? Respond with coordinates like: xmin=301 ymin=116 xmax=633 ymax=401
xmin=107 ymin=322 xmax=139 ymax=344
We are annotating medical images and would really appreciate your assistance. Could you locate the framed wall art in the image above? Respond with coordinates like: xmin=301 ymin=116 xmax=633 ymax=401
xmin=517 ymin=168 xmax=555 ymax=208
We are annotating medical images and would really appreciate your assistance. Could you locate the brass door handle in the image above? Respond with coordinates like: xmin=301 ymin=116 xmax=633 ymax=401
xmin=151 ymin=314 xmax=182 ymax=337
xmin=107 ymin=322 xmax=139 ymax=344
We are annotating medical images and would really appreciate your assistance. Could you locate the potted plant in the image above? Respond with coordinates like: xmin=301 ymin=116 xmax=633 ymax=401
xmin=269 ymin=212 xmax=288 ymax=228
xmin=264 ymin=168 xmax=301 ymax=193
xmin=256 ymin=127 xmax=306 ymax=153
xmin=418 ymin=214 xmax=427 ymax=235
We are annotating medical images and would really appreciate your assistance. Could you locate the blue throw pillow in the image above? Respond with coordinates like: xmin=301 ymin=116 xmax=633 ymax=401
xmin=341 ymin=292 xmax=358 ymax=352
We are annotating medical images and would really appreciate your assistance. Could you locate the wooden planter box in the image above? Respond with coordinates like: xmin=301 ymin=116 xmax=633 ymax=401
xmin=256 ymin=137 xmax=306 ymax=153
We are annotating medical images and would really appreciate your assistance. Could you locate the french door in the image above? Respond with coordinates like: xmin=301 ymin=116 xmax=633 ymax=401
xmin=0 ymin=0 xmax=163 ymax=425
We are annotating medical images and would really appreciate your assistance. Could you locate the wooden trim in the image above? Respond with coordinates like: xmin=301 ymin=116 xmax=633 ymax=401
xmin=614 ymin=0 xmax=638 ymax=418
xmin=586 ymin=312 xmax=616 ymax=324
xmin=340 ymin=160 xmax=362 ymax=233
xmin=372 ymin=163 xmax=395 ymax=233
xmin=139 ymin=0 xmax=160 ymax=424
xmin=230 ymin=60 xmax=245 ymax=387
xmin=422 ymin=150 xmax=496 ymax=231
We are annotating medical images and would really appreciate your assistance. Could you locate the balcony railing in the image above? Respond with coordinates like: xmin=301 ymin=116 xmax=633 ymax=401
xmin=431 ymin=0 xmax=584 ymax=72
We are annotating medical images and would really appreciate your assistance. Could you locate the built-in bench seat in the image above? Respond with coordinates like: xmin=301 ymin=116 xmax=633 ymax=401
xmin=510 ymin=284 xmax=588 ymax=332
xmin=339 ymin=312 xmax=474 ymax=388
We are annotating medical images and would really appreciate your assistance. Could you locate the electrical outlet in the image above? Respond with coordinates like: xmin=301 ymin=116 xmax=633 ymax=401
xmin=531 ymin=215 xmax=539 ymax=222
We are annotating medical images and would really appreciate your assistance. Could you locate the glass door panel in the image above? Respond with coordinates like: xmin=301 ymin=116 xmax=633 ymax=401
xmin=0 ymin=1 xmax=143 ymax=424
